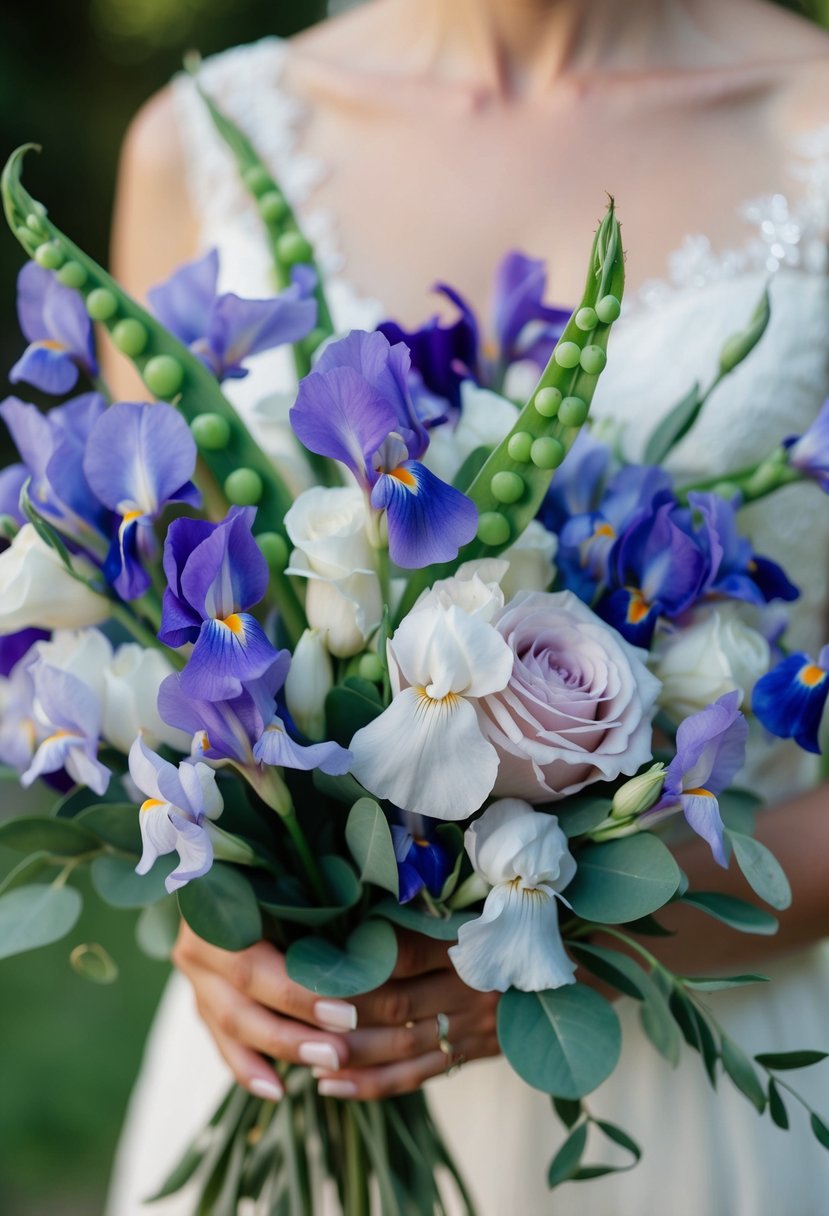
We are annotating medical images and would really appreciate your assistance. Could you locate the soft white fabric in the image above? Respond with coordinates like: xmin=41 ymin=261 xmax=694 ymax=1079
xmin=107 ymin=37 xmax=829 ymax=1215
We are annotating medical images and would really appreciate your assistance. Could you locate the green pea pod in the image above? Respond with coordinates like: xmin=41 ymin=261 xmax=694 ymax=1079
xmin=1 ymin=144 xmax=306 ymax=644
xmin=395 ymin=200 xmax=625 ymax=622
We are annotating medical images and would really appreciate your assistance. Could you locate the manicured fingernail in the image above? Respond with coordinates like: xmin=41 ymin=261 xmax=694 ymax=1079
xmin=299 ymin=1041 xmax=341 ymax=1070
xmin=318 ymin=1078 xmax=358 ymax=1098
xmin=249 ymin=1076 xmax=284 ymax=1102
xmin=314 ymin=1000 xmax=358 ymax=1031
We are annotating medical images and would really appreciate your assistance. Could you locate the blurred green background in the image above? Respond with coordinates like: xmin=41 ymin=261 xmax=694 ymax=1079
xmin=1 ymin=1 xmax=828 ymax=1214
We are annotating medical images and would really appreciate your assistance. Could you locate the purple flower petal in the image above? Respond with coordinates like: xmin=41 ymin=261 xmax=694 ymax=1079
xmin=370 ymin=461 xmax=477 ymax=569
xmin=752 ymin=652 xmax=829 ymax=754
xmin=148 ymin=249 xmax=219 ymax=347
xmin=680 ymin=791 xmax=727 ymax=868
xmin=253 ymin=715 xmax=352 ymax=775
xmin=9 ymin=344 xmax=80 ymax=396
xmin=181 ymin=613 xmax=278 ymax=701
xmin=787 ymin=398 xmax=829 ymax=492
xmin=16 ymin=262 xmax=51 ymax=343
xmin=291 ymin=364 xmax=395 ymax=481
xmin=492 ymin=251 xmax=566 ymax=363
xmin=205 ymin=291 xmax=316 ymax=378
xmin=179 ymin=507 xmax=267 ymax=621
xmin=42 ymin=277 xmax=97 ymax=376
xmin=164 ymin=812 xmax=214 ymax=892
xmin=0 ymin=628 xmax=48 ymax=677
xmin=83 ymin=401 xmax=197 ymax=515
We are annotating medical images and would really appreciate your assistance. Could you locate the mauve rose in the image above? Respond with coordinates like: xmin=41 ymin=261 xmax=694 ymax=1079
xmin=478 ymin=590 xmax=661 ymax=801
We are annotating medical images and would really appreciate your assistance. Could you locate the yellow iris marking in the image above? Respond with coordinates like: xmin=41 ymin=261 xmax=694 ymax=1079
xmin=222 ymin=613 xmax=244 ymax=635
xmin=140 ymin=798 xmax=165 ymax=814
xmin=800 ymin=664 xmax=827 ymax=688
xmin=685 ymin=787 xmax=714 ymax=799
xmin=36 ymin=338 xmax=65 ymax=352
xmin=43 ymin=728 xmax=72 ymax=745
xmin=594 ymin=522 xmax=615 ymax=539
xmin=390 ymin=466 xmax=417 ymax=488
xmin=626 ymin=592 xmax=650 ymax=625
xmin=122 ymin=509 xmax=143 ymax=523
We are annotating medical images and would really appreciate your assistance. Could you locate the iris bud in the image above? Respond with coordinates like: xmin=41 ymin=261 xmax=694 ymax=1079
xmin=224 ymin=468 xmax=263 ymax=506
xmin=530 ymin=437 xmax=565 ymax=469
xmin=86 ymin=288 xmax=118 ymax=322
xmin=507 ymin=431 xmax=534 ymax=462
xmin=477 ymin=511 xmax=511 ymax=547
xmin=111 ymin=318 xmax=148 ymax=357
xmin=144 ymin=354 xmax=184 ymax=398
xmin=285 ymin=628 xmax=334 ymax=741
xmin=610 ymin=763 xmax=665 ymax=819
xmin=558 ymin=397 xmax=589 ymax=427
xmin=56 ymin=261 xmax=87 ymax=289
xmin=596 ymin=294 xmax=622 ymax=323
xmin=554 ymin=341 xmax=581 ymax=369
xmin=191 ymin=412 xmax=231 ymax=451
xmin=490 ymin=471 xmax=524 ymax=504
xmin=533 ymin=387 xmax=562 ymax=418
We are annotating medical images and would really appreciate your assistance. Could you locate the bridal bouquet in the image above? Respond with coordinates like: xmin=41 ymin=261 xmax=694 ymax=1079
xmin=2 ymin=80 xmax=829 ymax=1213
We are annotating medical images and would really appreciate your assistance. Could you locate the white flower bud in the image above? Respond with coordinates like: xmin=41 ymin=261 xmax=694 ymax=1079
xmin=610 ymin=763 xmax=666 ymax=820
xmin=0 ymin=525 xmax=110 ymax=633
xmin=284 ymin=628 xmax=334 ymax=740
xmin=102 ymin=644 xmax=191 ymax=754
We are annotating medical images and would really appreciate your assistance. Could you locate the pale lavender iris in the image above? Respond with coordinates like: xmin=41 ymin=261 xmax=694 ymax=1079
xmin=129 ymin=735 xmax=223 ymax=893
xmin=10 ymin=262 xmax=97 ymax=395
xmin=290 ymin=330 xmax=477 ymax=569
xmin=159 ymin=507 xmax=279 ymax=699
xmin=158 ymin=655 xmax=352 ymax=776
xmin=83 ymin=401 xmax=199 ymax=600
xmin=148 ymin=249 xmax=317 ymax=380
xmin=785 ymin=398 xmax=829 ymax=492
xmin=21 ymin=664 xmax=110 ymax=794
xmin=642 ymin=690 xmax=748 ymax=867
xmin=0 ymin=464 xmax=27 ymax=527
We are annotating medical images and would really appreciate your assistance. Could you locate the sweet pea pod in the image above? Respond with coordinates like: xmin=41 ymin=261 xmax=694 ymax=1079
xmin=395 ymin=200 xmax=625 ymax=621
xmin=186 ymin=55 xmax=334 ymax=372
xmin=1 ymin=144 xmax=306 ymax=644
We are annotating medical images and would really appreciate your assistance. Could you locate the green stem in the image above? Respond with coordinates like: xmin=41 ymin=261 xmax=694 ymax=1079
xmin=343 ymin=1105 xmax=370 ymax=1216
xmin=282 ymin=806 xmax=330 ymax=906
xmin=109 ymin=600 xmax=184 ymax=666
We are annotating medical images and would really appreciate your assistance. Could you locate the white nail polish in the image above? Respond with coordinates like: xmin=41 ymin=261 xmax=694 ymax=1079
xmin=314 ymin=999 xmax=358 ymax=1032
xmin=299 ymin=1041 xmax=341 ymax=1070
xmin=318 ymin=1078 xmax=358 ymax=1099
xmin=250 ymin=1077 xmax=284 ymax=1102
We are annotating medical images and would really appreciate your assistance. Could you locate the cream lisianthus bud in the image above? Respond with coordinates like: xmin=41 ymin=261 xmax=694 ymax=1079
xmin=610 ymin=763 xmax=666 ymax=820
xmin=102 ymin=644 xmax=191 ymax=754
xmin=284 ymin=629 xmax=334 ymax=741
xmin=0 ymin=525 xmax=110 ymax=633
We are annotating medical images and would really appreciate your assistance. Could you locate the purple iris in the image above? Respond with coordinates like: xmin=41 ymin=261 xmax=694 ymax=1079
xmin=148 ymin=249 xmax=317 ymax=381
xmin=10 ymin=262 xmax=97 ymax=395
xmin=0 ymin=628 xmax=48 ymax=678
xmin=21 ymin=664 xmax=110 ymax=795
xmin=0 ymin=464 xmax=27 ymax=529
xmin=538 ymin=430 xmax=614 ymax=536
xmin=689 ymin=492 xmax=798 ymax=606
xmin=290 ymin=330 xmax=477 ymax=568
xmin=642 ymin=690 xmax=748 ymax=867
xmin=0 ymin=659 xmax=39 ymax=774
xmin=785 ymin=398 xmax=829 ymax=492
xmin=159 ymin=507 xmax=279 ymax=700
xmin=391 ymin=823 xmax=452 ymax=904
xmin=83 ymin=401 xmax=200 ymax=600
xmin=157 ymin=657 xmax=351 ymax=777
xmin=378 ymin=252 xmax=568 ymax=406
xmin=752 ymin=646 xmax=829 ymax=754
xmin=1 ymin=393 xmax=110 ymax=538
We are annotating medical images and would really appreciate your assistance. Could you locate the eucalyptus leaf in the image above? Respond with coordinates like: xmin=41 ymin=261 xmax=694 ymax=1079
xmin=727 ymin=831 xmax=792 ymax=911
xmin=312 ymin=769 xmax=368 ymax=806
xmin=555 ymin=797 xmax=611 ymax=839
xmin=552 ymin=1097 xmax=583 ymax=1129
xmin=325 ymin=683 xmax=383 ymax=747
xmin=286 ymin=918 xmax=398 ymax=997
xmin=69 ymin=942 xmax=119 ymax=984
xmin=261 ymin=855 xmax=361 ymax=925
xmin=345 ymin=798 xmax=399 ymax=897
xmin=178 ymin=863 xmax=262 ymax=952
xmin=0 ymin=815 xmax=99 ymax=856
xmin=593 ymin=1119 xmax=642 ymax=1163
xmin=721 ymin=1034 xmax=766 ymax=1112
xmin=135 ymin=896 xmax=181 ymax=960
xmin=565 ymin=834 xmax=681 ymax=924
xmin=91 ymin=853 xmax=176 ymax=909
xmin=718 ymin=788 xmax=761 ymax=836
xmin=754 ymin=1050 xmax=829 ymax=1071
xmin=498 ymin=984 xmax=621 ymax=1099
xmin=0 ymin=851 xmax=54 ymax=896
xmin=810 ymin=1113 xmax=829 ymax=1151
xmin=669 ymin=989 xmax=719 ymax=1087
xmin=768 ymin=1079 xmax=789 ymax=1130
xmin=643 ymin=381 xmax=701 ymax=466
xmin=683 ymin=974 xmax=769 ymax=992
xmin=77 ymin=803 xmax=142 ymax=854
xmin=0 ymin=883 xmax=82 ymax=959
xmin=681 ymin=891 xmax=778 ymax=935
xmin=373 ymin=897 xmax=475 ymax=941
xmin=547 ymin=1122 xmax=588 ymax=1187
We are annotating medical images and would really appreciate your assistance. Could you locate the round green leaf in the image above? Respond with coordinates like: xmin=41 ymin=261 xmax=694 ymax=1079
xmin=0 ymin=883 xmax=82 ymax=960
xmin=91 ymin=853 xmax=175 ymax=908
xmin=69 ymin=942 xmax=119 ymax=984
xmin=345 ymin=798 xmax=399 ymax=897
xmin=261 ymin=855 xmax=362 ymax=925
xmin=498 ymin=984 xmax=621 ymax=1099
xmin=727 ymin=831 xmax=792 ymax=911
xmin=681 ymin=892 xmax=779 ymax=935
xmin=177 ymin=863 xmax=262 ymax=952
xmin=77 ymin=803 xmax=142 ymax=854
xmin=135 ymin=896 xmax=181 ymax=961
xmin=0 ymin=815 xmax=99 ymax=856
xmin=565 ymin=834 xmax=681 ymax=924
xmin=286 ymin=919 xmax=398 ymax=997
xmin=555 ymin=797 xmax=611 ymax=839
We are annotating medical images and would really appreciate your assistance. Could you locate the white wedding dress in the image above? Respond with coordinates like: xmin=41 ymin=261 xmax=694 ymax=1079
xmin=107 ymin=38 xmax=829 ymax=1216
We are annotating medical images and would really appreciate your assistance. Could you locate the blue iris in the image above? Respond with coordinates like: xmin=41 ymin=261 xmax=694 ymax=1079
xmin=752 ymin=649 xmax=829 ymax=754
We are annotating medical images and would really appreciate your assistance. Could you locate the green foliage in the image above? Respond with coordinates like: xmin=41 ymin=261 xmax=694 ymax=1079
xmin=286 ymin=918 xmax=398 ymax=997
xmin=498 ymin=984 xmax=621 ymax=1099
xmin=727 ymin=830 xmax=792 ymax=911
xmin=554 ymin=795 xmax=611 ymax=839
xmin=767 ymin=1078 xmax=790 ymax=1130
xmin=260 ymin=854 xmax=362 ymax=926
xmin=77 ymin=802 xmax=142 ymax=853
xmin=565 ymin=833 xmax=681 ymax=923
xmin=721 ymin=1035 xmax=767 ymax=1113
xmin=325 ymin=678 xmax=383 ymax=747
xmin=91 ymin=852 xmax=174 ymax=908
xmin=0 ymin=882 xmax=82 ymax=959
xmin=681 ymin=891 xmax=779 ymax=935
xmin=345 ymin=798 xmax=399 ymax=897
xmin=0 ymin=814 xmax=99 ymax=856
xmin=135 ymin=895 xmax=181 ymax=960
xmin=177 ymin=863 xmax=262 ymax=951
xmin=755 ymin=1050 xmax=829 ymax=1070
xmin=373 ymin=897 xmax=475 ymax=941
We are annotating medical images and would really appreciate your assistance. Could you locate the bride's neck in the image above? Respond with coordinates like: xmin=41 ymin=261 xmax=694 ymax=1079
xmin=407 ymin=0 xmax=727 ymax=96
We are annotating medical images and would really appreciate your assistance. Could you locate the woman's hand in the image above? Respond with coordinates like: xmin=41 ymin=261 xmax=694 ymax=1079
xmin=173 ymin=922 xmax=500 ymax=1102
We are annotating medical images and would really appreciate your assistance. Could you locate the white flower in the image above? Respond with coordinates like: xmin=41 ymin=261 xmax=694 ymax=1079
xmin=500 ymin=521 xmax=558 ymax=600
xmin=0 ymin=525 xmax=110 ymax=633
xmin=423 ymin=383 xmax=518 ymax=483
xmin=652 ymin=604 xmax=771 ymax=723
xmin=284 ymin=628 xmax=333 ymax=740
xmin=448 ymin=799 xmax=577 ymax=992
xmin=413 ymin=560 xmax=509 ymax=622
xmin=285 ymin=486 xmax=382 ymax=657
xmin=30 ymin=628 xmax=113 ymax=702
xmin=349 ymin=603 xmax=513 ymax=819
xmin=102 ymin=645 xmax=191 ymax=754
xmin=249 ymin=391 xmax=316 ymax=496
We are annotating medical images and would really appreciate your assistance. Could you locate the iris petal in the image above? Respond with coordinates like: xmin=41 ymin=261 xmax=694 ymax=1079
xmin=10 ymin=344 xmax=79 ymax=395
xmin=253 ymin=715 xmax=352 ymax=775
xmin=181 ymin=613 xmax=278 ymax=701
xmin=370 ymin=461 xmax=478 ymax=569
xmin=752 ymin=653 xmax=829 ymax=754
